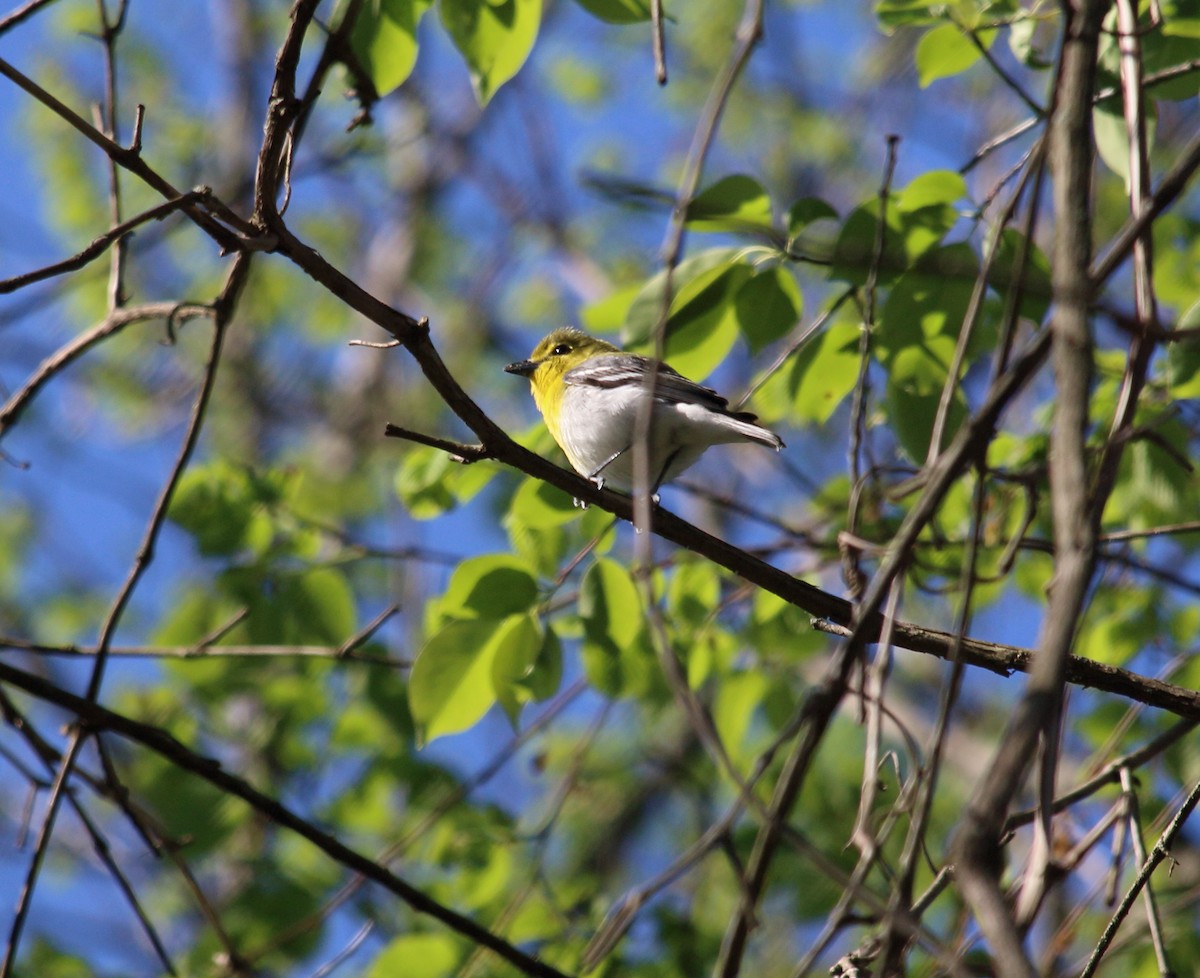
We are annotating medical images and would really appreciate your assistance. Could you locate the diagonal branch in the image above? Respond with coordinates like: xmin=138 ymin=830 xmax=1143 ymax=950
xmin=0 ymin=657 xmax=574 ymax=978
xmin=0 ymin=189 xmax=208 ymax=295
xmin=0 ymin=301 xmax=212 ymax=438
xmin=0 ymin=54 xmax=250 ymax=252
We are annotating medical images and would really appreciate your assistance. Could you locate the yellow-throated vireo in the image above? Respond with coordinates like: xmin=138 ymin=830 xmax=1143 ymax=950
xmin=505 ymin=327 xmax=784 ymax=495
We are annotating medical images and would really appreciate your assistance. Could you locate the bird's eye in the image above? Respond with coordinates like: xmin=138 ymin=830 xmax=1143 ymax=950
xmin=552 ymin=343 xmax=572 ymax=356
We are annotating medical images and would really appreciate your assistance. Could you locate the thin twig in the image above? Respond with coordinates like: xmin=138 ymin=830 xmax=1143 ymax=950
xmin=1078 ymin=775 xmax=1200 ymax=977
xmin=0 ymin=190 xmax=208 ymax=295
xmin=0 ymin=692 xmax=177 ymax=975
xmin=650 ymin=0 xmax=667 ymax=84
xmin=0 ymin=253 xmax=250 ymax=977
xmin=0 ymin=0 xmax=59 ymax=35
xmin=0 ymin=54 xmax=250 ymax=250
xmin=244 ymin=679 xmax=589 ymax=965
xmin=0 ymin=301 xmax=212 ymax=437
xmin=0 ymin=657 xmax=576 ymax=978
xmin=1119 ymin=767 xmax=1173 ymax=974
xmin=843 ymin=135 xmax=899 ymax=598
xmin=383 ymin=423 xmax=490 ymax=463
xmin=966 ymin=23 xmax=1044 ymax=115
xmin=95 ymin=0 xmax=132 ymax=310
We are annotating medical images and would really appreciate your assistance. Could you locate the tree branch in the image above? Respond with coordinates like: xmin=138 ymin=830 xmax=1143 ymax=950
xmin=951 ymin=6 xmax=1106 ymax=974
xmin=0 ymin=658 xmax=574 ymax=978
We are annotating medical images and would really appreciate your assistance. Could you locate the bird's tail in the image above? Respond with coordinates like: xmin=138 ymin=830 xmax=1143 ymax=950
xmin=726 ymin=411 xmax=785 ymax=450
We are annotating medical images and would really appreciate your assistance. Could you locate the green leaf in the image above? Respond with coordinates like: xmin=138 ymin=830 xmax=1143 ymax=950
xmin=916 ymin=23 xmax=985 ymax=87
xmin=217 ymin=566 xmax=356 ymax=644
xmin=624 ymin=248 xmax=751 ymax=380
xmin=490 ymin=612 xmax=542 ymax=723
xmin=580 ymin=557 xmax=642 ymax=647
xmin=1160 ymin=0 xmax=1200 ymax=38
xmin=349 ymin=0 xmax=433 ymax=96
xmin=1008 ymin=13 xmax=1054 ymax=69
xmin=507 ymin=475 xmax=580 ymax=529
xmin=987 ymin=227 xmax=1053 ymax=325
xmin=786 ymin=196 xmax=838 ymax=243
xmin=492 ymin=613 xmax=561 ymax=722
xmin=1102 ymin=420 xmax=1198 ymax=532
xmin=622 ymin=248 xmax=738 ymax=345
xmin=572 ymin=0 xmax=652 ymax=22
xmin=580 ymin=282 xmax=641 ymax=335
xmin=395 ymin=447 xmax=456 ymax=519
xmin=1116 ymin=4 xmax=1200 ymax=96
xmin=876 ymin=243 xmax=978 ymax=360
xmin=830 ymin=171 xmax=965 ymax=286
xmin=1152 ymin=213 xmax=1200 ymax=309
xmin=440 ymin=0 xmax=541 ymax=104
xmin=280 ymin=567 xmax=357 ymax=644
xmin=578 ymin=557 xmax=654 ymax=696
xmin=1167 ymin=308 xmax=1200 ymax=397
xmin=789 ymin=318 xmax=862 ymax=424
xmin=713 ymin=670 xmax=769 ymax=762
xmin=437 ymin=553 xmax=540 ymax=624
xmin=885 ymin=348 xmax=967 ymax=461
xmin=686 ymin=175 xmax=775 ymax=234
xmin=19 ymin=940 xmax=98 ymax=978
xmin=524 ymin=622 xmax=563 ymax=700
xmin=368 ymin=933 xmax=462 ymax=978
xmin=734 ymin=266 xmax=802 ymax=353
xmin=131 ymin=757 xmax=240 ymax=854
xmin=1077 ymin=585 xmax=1161 ymax=666
xmin=877 ymin=247 xmax=978 ymax=460
xmin=168 ymin=462 xmax=283 ymax=557
xmin=666 ymin=559 xmax=720 ymax=629
xmin=898 ymin=169 xmax=967 ymax=213
xmin=875 ymin=0 xmax=947 ymax=29
xmin=409 ymin=618 xmax=503 ymax=743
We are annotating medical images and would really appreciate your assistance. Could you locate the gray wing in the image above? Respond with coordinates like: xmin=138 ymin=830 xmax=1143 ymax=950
xmin=564 ymin=354 xmax=759 ymax=420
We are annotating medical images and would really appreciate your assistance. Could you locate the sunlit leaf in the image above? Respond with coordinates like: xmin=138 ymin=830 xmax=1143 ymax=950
xmin=489 ymin=612 xmax=536 ymax=723
xmin=623 ymin=248 xmax=750 ymax=379
xmin=440 ymin=0 xmax=541 ymax=104
xmin=1167 ymin=308 xmax=1200 ymax=397
xmin=395 ymin=447 xmax=457 ymax=520
xmin=579 ymin=556 xmax=656 ymax=696
xmin=875 ymin=0 xmax=948 ymax=29
xmin=572 ymin=0 xmax=653 ymax=23
xmin=437 ymin=553 xmax=540 ymax=623
xmin=686 ymin=175 xmax=775 ymax=234
xmin=349 ymin=0 xmax=433 ymax=96
xmin=368 ymin=933 xmax=462 ymax=978
xmin=409 ymin=619 xmax=503 ymax=743
xmin=790 ymin=318 xmax=862 ymax=424
xmin=916 ymin=23 xmax=985 ymax=87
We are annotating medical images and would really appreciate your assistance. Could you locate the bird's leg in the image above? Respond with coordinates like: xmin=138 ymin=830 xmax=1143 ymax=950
xmin=586 ymin=446 xmax=630 ymax=486
xmin=649 ymin=448 xmax=682 ymax=503
xmin=571 ymin=453 xmax=623 ymax=508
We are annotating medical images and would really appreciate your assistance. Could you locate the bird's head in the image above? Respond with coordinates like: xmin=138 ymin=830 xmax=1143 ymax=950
xmin=505 ymin=328 xmax=621 ymax=415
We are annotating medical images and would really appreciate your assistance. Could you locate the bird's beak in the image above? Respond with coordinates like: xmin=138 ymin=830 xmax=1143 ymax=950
xmin=505 ymin=359 xmax=537 ymax=377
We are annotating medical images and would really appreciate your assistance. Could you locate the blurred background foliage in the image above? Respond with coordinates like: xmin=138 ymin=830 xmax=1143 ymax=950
xmin=1 ymin=0 xmax=1199 ymax=976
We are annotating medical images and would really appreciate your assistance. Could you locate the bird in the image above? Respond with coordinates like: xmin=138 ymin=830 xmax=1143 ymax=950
xmin=505 ymin=327 xmax=783 ymax=496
